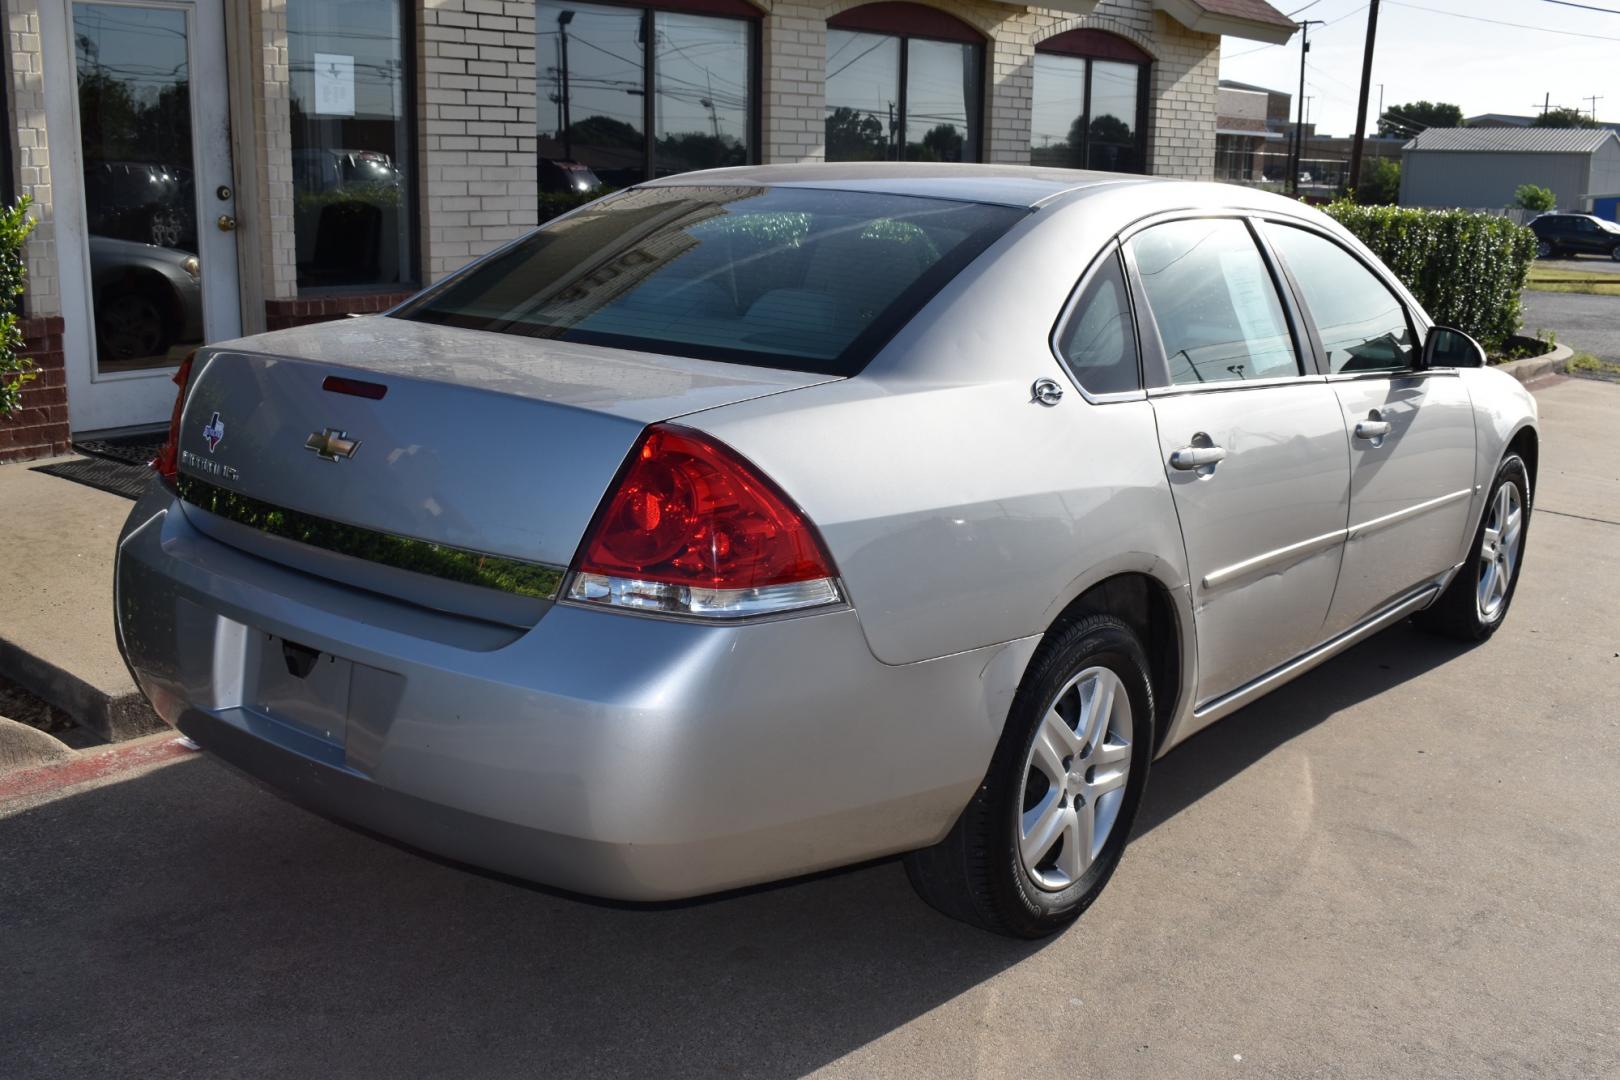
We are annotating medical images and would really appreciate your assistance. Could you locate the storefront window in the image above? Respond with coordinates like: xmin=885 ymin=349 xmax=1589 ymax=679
xmin=537 ymin=0 xmax=758 ymax=191
xmin=825 ymin=5 xmax=983 ymax=163
xmin=1030 ymin=31 xmax=1148 ymax=174
xmin=287 ymin=0 xmax=415 ymax=289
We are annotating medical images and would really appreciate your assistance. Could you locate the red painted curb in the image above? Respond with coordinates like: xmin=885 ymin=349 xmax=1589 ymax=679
xmin=0 ymin=735 xmax=194 ymax=804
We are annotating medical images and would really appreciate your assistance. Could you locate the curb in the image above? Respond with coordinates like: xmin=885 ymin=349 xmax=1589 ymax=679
xmin=0 ymin=637 xmax=162 ymax=744
xmin=1496 ymin=343 xmax=1574 ymax=385
xmin=0 ymin=714 xmax=76 ymax=772
xmin=0 ymin=733 xmax=193 ymax=804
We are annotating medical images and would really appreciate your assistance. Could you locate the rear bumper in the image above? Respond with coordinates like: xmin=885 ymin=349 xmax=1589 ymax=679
xmin=115 ymin=484 xmax=1037 ymax=900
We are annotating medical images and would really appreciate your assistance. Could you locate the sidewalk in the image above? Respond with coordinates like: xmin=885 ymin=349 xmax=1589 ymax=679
xmin=0 ymin=457 xmax=159 ymax=743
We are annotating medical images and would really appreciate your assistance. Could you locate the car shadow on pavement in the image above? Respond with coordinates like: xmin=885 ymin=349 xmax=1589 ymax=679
xmin=0 ymin=622 xmax=1472 ymax=1080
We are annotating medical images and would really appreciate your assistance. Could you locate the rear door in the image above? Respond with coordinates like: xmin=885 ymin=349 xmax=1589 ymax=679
xmin=1128 ymin=216 xmax=1351 ymax=707
xmin=1260 ymin=220 xmax=1477 ymax=637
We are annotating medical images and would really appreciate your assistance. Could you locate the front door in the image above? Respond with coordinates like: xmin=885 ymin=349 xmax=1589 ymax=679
xmin=51 ymin=0 xmax=241 ymax=432
xmin=1257 ymin=220 xmax=1479 ymax=636
xmin=1127 ymin=216 xmax=1351 ymax=707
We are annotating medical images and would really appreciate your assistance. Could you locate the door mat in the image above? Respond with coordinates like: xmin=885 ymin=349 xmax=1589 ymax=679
xmin=31 ymin=454 xmax=154 ymax=501
xmin=74 ymin=432 xmax=165 ymax=469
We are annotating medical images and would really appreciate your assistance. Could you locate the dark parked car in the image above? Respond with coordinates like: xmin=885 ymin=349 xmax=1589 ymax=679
xmin=1529 ymin=213 xmax=1620 ymax=260
xmin=83 ymin=161 xmax=197 ymax=251
xmin=539 ymin=158 xmax=603 ymax=194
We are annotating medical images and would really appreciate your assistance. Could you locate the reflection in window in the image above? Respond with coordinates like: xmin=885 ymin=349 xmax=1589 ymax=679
xmin=288 ymin=0 xmax=414 ymax=289
xmin=1057 ymin=254 xmax=1139 ymax=395
xmin=1130 ymin=218 xmax=1298 ymax=386
xmin=1264 ymin=223 xmax=1415 ymax=374
xmin=1030 ymin=34 xmax=1147 ymax=174
xmin=824 ymin=15 xmax=982 ymax=163
xmin=537 ymin=0 xmax=757 ymax=189
xmin=74 ymin=3 xmax=203 ymax=373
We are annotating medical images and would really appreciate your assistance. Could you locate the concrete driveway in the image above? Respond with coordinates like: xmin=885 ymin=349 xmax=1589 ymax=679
xmin=3 ymin=379 xmax=1618 ymax=1080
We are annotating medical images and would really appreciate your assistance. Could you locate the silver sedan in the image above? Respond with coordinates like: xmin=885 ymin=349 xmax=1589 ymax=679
xmin=116 ymin=165 xmax=1537 ymax=938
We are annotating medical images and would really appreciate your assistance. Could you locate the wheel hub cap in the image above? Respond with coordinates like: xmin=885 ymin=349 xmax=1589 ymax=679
xmin=1477 ymin=482 xmax=1523 ymax=621
xmin=1018 ymin=666 xmax=1133 ymax=892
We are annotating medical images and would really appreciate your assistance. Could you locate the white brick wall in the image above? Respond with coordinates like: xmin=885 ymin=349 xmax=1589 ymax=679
xmin=251 ymin=0 xmax=299 ymax=301
xmin=6 ymin=0 xmax=58 ymax=316
xmin=419 ymin=0 xmax=538 ymax=283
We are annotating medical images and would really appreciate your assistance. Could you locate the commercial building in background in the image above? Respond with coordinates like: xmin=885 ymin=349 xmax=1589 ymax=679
xmin=1400 ymin=127 xmax=1620 ymax=214
xmin=1214 ymin=77 xmax=1400 ymax=193
xmin=1 ymin=0 xmax=1293 ymax=459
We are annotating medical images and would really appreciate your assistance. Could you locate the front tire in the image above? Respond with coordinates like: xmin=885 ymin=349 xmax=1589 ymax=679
xmin=904 ymin=614 xmax=1154 ymax=938
xmin=1417 ymin=453 xmax=1530 ymax=641
xmin=1536 ymin=239 xmax=1553 ymax=259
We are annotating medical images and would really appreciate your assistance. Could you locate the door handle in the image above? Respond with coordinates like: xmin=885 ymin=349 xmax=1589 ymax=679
xmin=1354 ymin=420 xmax=1392 ymax=439
xmin=1170 ymin=445 xmax=1227 ymax=471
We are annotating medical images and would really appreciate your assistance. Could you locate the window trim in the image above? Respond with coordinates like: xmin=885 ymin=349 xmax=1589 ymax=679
xmin=825 ymin=3 xmax=987 ymax=164
xmin=537 ymin=0 xmax=763 ymax=188
xmin=1119 ymin=211 xmax=1315 ymax=395
xmin=1256 ymin=216 xmax=1426 ymax=380
xmin=1031 ymin=31 xmax=1151 ymax=174
xmin=1047 ymin=240 xmax=1146 ymax=404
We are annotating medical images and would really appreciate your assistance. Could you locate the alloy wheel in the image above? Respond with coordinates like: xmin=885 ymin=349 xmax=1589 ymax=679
xmin=1018 ymin=666 xmax=1133 ymax=892
xmin=1477 ymin=481 xmax=1523 ymax=621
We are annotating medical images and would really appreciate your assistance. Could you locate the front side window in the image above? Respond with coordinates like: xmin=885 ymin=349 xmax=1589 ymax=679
xmin=1263 ymin=223 xmax=1415 ymax=374
xmin=1055 ymin=252 xmax=1138 ymax=395
xmin=288 ymin=0 xmax=415 ymax=289
xmin=537 ymin=0 xmax=757 ymax=190
xmin=824 ymin=5 xmax=983 ymax=163
xmin=1130 ymin=218 xmax=1298 ymax=386
xmin=398 ymin=186 xmax=1023 ymax=376
xmin=1030 ymin=31 xmax=1148 ymax=173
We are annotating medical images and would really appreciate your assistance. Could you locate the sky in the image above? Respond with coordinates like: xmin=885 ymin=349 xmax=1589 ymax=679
xmin=1219 ymin=0 xmax=1620 ymax=137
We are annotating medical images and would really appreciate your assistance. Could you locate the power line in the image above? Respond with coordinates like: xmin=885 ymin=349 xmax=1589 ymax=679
xmin=1223 ymin=4 xmax=1367 ymax=60
xmin=1539 ymin=0 xmax=1620 ymax=13
xmin=1384 ymin=0 xmax=1620 ymax=41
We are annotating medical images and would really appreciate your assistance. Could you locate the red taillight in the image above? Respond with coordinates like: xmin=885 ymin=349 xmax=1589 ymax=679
xmin=151 ymin=353 xmax=196 ymax=481
xmin=567 ymin=425 xmax=841 ymax=617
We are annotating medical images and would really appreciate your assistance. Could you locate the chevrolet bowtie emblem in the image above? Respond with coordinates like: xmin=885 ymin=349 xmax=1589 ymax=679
xmin=305 ymin=428 xmax=360 ymax=462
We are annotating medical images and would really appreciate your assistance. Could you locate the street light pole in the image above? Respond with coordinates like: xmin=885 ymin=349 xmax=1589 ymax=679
xmin=558 ymin=10 xmax=576 ymax=160
xmin=1348 ymin=0 xmax=1381 ymax=199
xmin=1291 ymin=19 xmax=1324 ymax=197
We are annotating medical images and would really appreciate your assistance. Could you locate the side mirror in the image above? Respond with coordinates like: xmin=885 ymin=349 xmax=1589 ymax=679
xmin=1422 ymin=325 xmax=1486 ymax=369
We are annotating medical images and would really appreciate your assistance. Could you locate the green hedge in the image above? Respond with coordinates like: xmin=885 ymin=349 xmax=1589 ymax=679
xmin=1324 ymin=201 xmax=1537 ymax=350
xmin=1 ymin=196 xmax=37 ymax=417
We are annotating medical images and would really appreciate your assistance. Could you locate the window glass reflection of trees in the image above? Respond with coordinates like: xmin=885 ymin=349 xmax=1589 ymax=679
xmin=537 ymin=0 xmax=755 ymax=186
xmin=824 ymin=30 xmax=980 ymax=163
xmin=1030 ymin=52 xmax=1143 ymax=173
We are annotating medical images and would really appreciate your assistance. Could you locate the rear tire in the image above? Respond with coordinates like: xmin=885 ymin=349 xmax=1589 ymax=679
xmin=1416 ymin=453 xmax=1530 ymax=642
xmin=904 ymin=615 xmax=1154 ymax=938
xmin=1536 ymin=239 xmax=1553 ymax=259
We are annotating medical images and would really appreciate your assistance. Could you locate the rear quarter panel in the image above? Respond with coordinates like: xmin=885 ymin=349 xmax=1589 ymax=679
xmin=687 ymin=190 xmax=1192 ymax=668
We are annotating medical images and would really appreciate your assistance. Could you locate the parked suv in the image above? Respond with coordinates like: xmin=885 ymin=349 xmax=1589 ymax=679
xmin=1529 ymin=212 xmax=1620 ymax=260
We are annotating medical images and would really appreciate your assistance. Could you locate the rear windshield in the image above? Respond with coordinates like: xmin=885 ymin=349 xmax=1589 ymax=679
xmin=396 ymin=185 xmax=1025 ymax=376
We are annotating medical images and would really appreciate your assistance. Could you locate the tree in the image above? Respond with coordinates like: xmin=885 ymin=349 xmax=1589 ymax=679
xmin=1514 ymin=184 xmax=1556 ymax=212
xmin=825 ymin=106 xmax=888 ymax=161
xmin=1355 ymin=157 xmax=1401 ymax=205
xmin=1533 ymin=107 xmax=1600 ymax=129
xmin=1377 ymin=101 xmax=1463 ymax=138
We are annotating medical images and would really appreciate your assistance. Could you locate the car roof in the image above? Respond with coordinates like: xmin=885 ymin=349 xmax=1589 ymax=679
xmin=638 ymin=162 xmax=1170 ymax=209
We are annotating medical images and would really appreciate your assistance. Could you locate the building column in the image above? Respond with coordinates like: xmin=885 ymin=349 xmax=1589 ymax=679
xmin=1147 ymin=10 xmax=1217 ymax=181
xmin=761 ymin=1 xmax=827 ymax=163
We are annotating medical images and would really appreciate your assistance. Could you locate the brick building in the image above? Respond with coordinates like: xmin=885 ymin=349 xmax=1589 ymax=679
xmin=1 ymin=0 xmax=1291 ymax=458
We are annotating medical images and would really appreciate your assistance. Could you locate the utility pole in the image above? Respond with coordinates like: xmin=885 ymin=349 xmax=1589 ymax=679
xmin=1537 ymin=92 xmax=1551 ymax=116
xmin=1291 ymin=19 xmax=1325 ymax=196
xmin=1586 ymin=95 xmax=1605 ymax=121
xmin=558 ymin=9 xmax=575 ymax=160
xmin=1348 ymin=0 xmax=1381 ymax=198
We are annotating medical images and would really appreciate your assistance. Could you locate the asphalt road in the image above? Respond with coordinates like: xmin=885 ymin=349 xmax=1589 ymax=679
xmin=3 ymin=380 xmax=1618 ymax=1080
xmin=1522 ymin=290 xmax=1620 ymax=362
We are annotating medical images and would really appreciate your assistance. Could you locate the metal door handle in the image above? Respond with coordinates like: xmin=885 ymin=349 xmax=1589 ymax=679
xmin=1354 ymin=420 xmax=1392 ymax=439
xmin=1170 ymin=445 xmax=1227 ymax=471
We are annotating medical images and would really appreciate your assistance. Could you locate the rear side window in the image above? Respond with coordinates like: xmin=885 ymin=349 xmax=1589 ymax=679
xmin=1055 ymin=252 xmax=1139 ymax=395
xmin=1263 ymin=223 xmax=1416 ymax=374
xmin=1128 ymin=218 xmax=1299 ymax=386
xmin=396 ymin=186 xmax=1025 ymax=376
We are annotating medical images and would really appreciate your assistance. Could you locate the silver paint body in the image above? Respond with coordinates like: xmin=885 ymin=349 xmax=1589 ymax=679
xmin=114 ymin=165 xmax=1538 ymax=900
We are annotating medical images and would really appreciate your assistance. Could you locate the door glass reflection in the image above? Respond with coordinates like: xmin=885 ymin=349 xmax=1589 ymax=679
xmin=74 ymin=3 xmax=203 ymax=374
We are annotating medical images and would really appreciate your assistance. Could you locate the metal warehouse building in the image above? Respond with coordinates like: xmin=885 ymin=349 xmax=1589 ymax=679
xmin=1399 ymin=127 xmax=1620 ymax=213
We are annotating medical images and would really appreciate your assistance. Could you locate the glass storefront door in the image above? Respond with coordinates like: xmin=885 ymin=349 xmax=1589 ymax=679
xmin=54 ymin=0 xmax=241 ymax=431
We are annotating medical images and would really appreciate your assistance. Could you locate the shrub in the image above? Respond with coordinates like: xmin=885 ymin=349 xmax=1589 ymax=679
xmin=1324 ymin=200 xmax=1537 ymax=351
xmin=538 ymin=188 xmax=614 ymax=225
xmin=1 ymin=196 xmax=38 ymax=418
xmin=1354 ymin=158 xmax=1400 ymax=206
xmin=1514 ymin=184 xmax=1556 ymax=212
